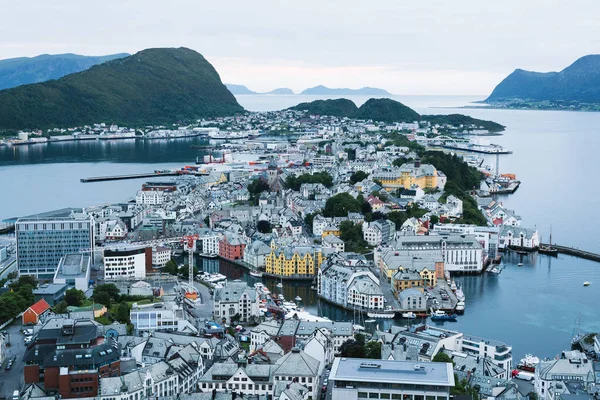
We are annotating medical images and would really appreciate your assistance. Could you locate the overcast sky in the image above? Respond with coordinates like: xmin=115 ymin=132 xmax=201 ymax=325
xmin=2 ymin=0 xmax=599 ymax=95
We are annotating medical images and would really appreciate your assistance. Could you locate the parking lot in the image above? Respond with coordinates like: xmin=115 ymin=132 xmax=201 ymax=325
xmin=0 ymin=322 xmax=27 ymax=399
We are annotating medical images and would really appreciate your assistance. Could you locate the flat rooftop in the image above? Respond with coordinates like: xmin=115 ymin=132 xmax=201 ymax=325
xmin=330 ymin=357 xmax=454 ymax=386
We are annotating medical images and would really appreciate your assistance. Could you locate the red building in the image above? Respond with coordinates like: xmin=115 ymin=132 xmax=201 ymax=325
xmin=22 ymin=299 xmax=51 ymax=325
xmin=219 ymin=232 xmax=246 ymax=261
xmin=23 ymin=318 xmax=120 ymax=398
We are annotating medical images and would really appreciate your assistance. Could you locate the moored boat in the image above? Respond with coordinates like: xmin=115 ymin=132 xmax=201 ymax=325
xmin=517 ymin=354 xmax=539 ymax=372
xmin=430 ymin=309 xmax=458 ymax=321
xmin=401 ymin=312 xmax=417 ymax=319
xmin=455 ymin=301 xmax=465 ymax=315
xmin=294 ymin=296 xmax=302 ymax=302
xmin=455 ymin=289 xmax=465 ymax=302
xmin=367 ymin=310 xmax=395 ymax=319
xmin=249 ymin=270 xmax=263 ymax=278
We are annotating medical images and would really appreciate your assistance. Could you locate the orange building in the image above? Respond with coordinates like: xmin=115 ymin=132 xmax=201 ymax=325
xmin=22 ymin=299 xmax=50 ymax=325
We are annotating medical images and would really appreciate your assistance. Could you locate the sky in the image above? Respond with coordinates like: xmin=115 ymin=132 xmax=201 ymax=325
xmin=2 ymin=0 xmax=600 ymax=95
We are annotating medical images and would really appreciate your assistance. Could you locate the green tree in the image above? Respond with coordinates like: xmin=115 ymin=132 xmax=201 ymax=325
xmin=93 ymin=291 xmax=112 ymax=308
xmin=64 ymin=288 xmax=86 ymax=307
xmin=365 ymin=341 xmax=382 ymax=359
xmin=392 ymin=158 xmax=405 ymax=167
xmin=387 ymin=211 xmax=408 ymax=228
xmin=257 ymin=220 xmax=273 ymax=233
xmin=350 ymin=171 xmax=368 ymax=184
xmin=355 ymin=333 xmax=366 ymax=346
xmin=340 ymin=221 xmax=369 ymax=252
xmin=340 ymin=339 xmax=366 ymax=358
xmin=163 ymin=259 xmax=179 ymax=275
xmin=285 ymin=172 xmax=334 ymax=191
xmin=323 ymin=193 xmax=362 ymax=217
xmin=115 ymin=301 xmax=130 ymax=323
xmin=429 ymin=215 xmax=439 ymax=226
xmin=93 ymin=284 xmax=121 ymax=303
xmin=433 ymin=352 xmax=454 ymax=364
xmin=304 ymin=212 xmax=319 ymax=232
xmin=52 ymin=301 xmax=69 ymax=314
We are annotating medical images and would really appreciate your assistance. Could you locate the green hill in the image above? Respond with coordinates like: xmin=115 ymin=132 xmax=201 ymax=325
xmin=0 ymin=53 xmax=129 ymax=90
xmin=289 ymin=98 xmax=359 ymax=117
xmin=356 ymin=98 xmax=420 ymax=123
xmin=421 ymin=114 xmax=505 ymax=133
xmin=0 ymin=47 xmax=244 ymax=130
xmin=486 ymin=54 xmax=600 ymax=103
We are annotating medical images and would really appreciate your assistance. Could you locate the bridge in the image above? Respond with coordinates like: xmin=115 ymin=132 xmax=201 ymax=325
xmin=540 ymin=243 xmax=600 ymax=263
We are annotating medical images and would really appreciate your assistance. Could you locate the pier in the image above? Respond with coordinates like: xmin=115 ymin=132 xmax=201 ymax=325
xmin=541 ymin=243 xmax=600 ymax=263
xmin=80 ymin=172 xmax=179 ymax=183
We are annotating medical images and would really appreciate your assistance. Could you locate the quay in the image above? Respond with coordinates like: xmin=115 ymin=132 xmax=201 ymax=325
xmin=441 ymin=144 xmax=512 ymax=154
xmin=489 ymin=180 xmax=520 ymax=194
xmin=80 ymin=172 xmax=179 ymax=183
xmin=540 ymin=243 xmax=600 ymax=263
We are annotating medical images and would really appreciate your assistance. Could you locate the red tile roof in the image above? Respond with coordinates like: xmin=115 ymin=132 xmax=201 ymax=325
xmin=29 ymin=299 xmax=51 ymax=315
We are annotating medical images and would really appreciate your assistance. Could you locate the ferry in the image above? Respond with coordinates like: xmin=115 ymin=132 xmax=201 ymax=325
xmin=367 ymin=311 xmax=395 ymax=319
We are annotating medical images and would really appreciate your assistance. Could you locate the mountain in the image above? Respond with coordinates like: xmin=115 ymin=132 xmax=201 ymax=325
xmin=0 ymin=47 xmax=244 ymax=130
xmin=300 ymin=85 xmax=392 ymax=95
xmin=356 ymin=98 xmax=419 ymax=123
xmin=486 ymin=54 xmax=600 ymax=103
xmin=225 ymin=84 xmax=257 ymax=94
xmin=226 ymin=84 xmax=294 ymax=95
xmin=289 ymin=98 xmax=359 ymax=117
xmin=288 ymin=98 xmax=503 ymax=131
xmin=0 ymin=53 xmax=129 ymax=90
xmin=264 ymin=88 xmax=294 ymax=95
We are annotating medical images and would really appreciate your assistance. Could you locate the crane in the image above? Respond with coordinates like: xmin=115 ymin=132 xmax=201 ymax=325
xmin=181 ymin=234 xmax=200 ymax=300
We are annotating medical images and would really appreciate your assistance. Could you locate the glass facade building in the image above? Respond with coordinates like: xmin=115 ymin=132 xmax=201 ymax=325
xmin=16 ymin=215 xmax=94 ymax=279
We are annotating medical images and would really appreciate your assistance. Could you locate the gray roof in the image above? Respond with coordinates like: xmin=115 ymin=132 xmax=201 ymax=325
xmin=330 ymin=357 xmax=454 ymax=386
xmin=33 ymin=283 xmax=67 ymax=295
xmin=214 ymin=281 xmax=257 ymax=304
xmin=274 ymin=348 xmax=320 ymax=376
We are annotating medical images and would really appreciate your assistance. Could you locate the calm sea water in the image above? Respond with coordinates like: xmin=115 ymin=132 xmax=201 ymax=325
xmin=1 ymin=94 xmax=599 ymax=360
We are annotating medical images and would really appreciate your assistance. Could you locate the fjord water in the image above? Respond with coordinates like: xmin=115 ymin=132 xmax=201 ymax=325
xmin=1 ymin=94 xmax=599 ymax=359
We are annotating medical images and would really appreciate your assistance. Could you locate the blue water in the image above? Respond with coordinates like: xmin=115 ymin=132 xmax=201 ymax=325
xmin=1 ymin=94 xmax=599 ymax=360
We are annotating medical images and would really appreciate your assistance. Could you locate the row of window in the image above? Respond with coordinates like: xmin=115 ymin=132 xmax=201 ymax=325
xmin=358 ymin=393 xmax=445 ymax=400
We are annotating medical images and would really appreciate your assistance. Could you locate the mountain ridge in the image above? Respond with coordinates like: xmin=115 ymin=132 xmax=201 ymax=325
xmin=225 ymin=84 xmax=294 ymax=95
xmin=0 ymin=53 xmax=129 ymax=90
xmin=0 ymin=47 xmax=244 ymax=130
xmin=300 ymin=85 xmax=391 ymax=95
xmin=486 ymin=54 xmax=600 ymax=103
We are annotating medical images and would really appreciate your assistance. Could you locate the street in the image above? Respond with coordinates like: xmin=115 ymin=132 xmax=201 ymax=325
xmin=0 ymin=322 xmax=27 ymax=399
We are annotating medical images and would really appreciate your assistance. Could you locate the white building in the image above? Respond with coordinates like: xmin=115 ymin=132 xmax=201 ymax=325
xmin=535 ymin=351 xmax=595 ymax=400
xmin=53 ymin=253 xmax=91 ymax=292
xmin=323 ymin=234 xmax=345 ymax=252
xmin=329 ymin=358 xmax=454 ymax=400
xmin=136 ymin=190 xmax=167 ymax=205
xmin=198 ymin=231 xmax=221 ymax=255
xmin=363 ymin=220 xmax=396 ymax=246
xmin=394 ymin=234 xmax=484 ymax=273
xmin=499 ymin=226 xmax=540 ymax=250
xmin=445 ymin=195 xmax=463 ymax=218
xmin=244 ymin=240 xmax=272 ymax=269
xmin=213 ymin=280 xmax=260 ymax=323
xmin=152 ymin=246 xmax=171 ymax=267
xmin=104 ymin=247 xmax=147 ymax=280
xmin=130 ymin=302 xmax=197 ymax=335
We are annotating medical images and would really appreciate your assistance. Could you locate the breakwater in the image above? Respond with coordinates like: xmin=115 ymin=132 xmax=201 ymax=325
xmin=541 ymin=243 xmax=600 ymax=263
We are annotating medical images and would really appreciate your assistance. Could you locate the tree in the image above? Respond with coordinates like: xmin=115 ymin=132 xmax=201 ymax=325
xmin=387 ymin=211 xmax=407 ymax=228
xmin=392 ymin=158 xmax=405 ymax=167
xmin=285 ymin=172 xmax=334 ymax=190
xmin=323 ymin=193 xmax=362 ymax=217
xmin=163 ymin=259 xmax=179 ymax=275
xmin=115 ymin=301 xmax=130 ymax=323
xmin=93 ymin=284 xmax=121 ymax=303
xmin=433 ymin=352 xmax=454 ymax=364
xmin=365 ymin=341 xmax=382 ymax=359
xmin=429 ymin=215 xmax=439 ymax=226
xmin=304 ymin=212 xmax=319 ymax=232
xmin=340 ymin=339 xmax=366 ymax=358
xmin=52 ymin=301 xmax=69 ymax=314
xmin=355 ymin=333 xmax=366 ymax=346
xmin=340 ymin=221 xmax=368 ymax=252
xmin=257 ymin=220 xmax=272 ymax=233
xmin=64 ymin=288 xmax=86 ymax=307
xmin=350 ymin=171 xmax=368 ymax=184
xmin=93 ymin=292 xmax=112 ymax=308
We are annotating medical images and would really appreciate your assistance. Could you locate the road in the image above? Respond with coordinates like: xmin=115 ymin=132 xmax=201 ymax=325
xmin=0 ymin=322 xmax=27 ymax=399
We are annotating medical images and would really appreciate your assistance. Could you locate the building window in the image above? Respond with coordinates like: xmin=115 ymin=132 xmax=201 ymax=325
xmin=358 ymin=393 xmax=368 ymax=399
xmin=370 ymin=394 xmax=379 ymax=399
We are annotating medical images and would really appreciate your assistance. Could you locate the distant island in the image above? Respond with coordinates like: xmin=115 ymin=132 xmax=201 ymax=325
xmin=226 ymin=84 xmax=294 ymax=95
xmin=288 ymin=98 xmax=504 ymax=132
xmin=0 ymin=47 xmax=244 ymax=130
xmin=300 ymin=85 xmax=392 ymax=95
xmin=0 ymin=53 xmax=129 ymax=90
xmin=484 ymin=54 xmax=600 ymax=111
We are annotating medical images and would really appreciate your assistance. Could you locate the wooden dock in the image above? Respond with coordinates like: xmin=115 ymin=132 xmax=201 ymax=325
xmin=80 ymin=172 xmax=178 ymax=183
xmin=540 ymin=243 xmax=600 ymax=263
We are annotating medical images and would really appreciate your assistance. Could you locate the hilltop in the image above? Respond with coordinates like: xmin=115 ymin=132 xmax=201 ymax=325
xmin=300 ymin=85 xmax=391 ymax=95
xmin=289 ymin=98 xmax=504 ymax=131
xmin=486 ymin=54 xmax=600 ymax=104
xmin=0 ymin=53 xmax=129 ymax=90
xmin=0 ymin=48 xmax=244 ymax=130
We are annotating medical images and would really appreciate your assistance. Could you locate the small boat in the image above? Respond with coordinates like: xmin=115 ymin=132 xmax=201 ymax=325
xmin=455 ymin=301 xmax=465 ymax=314
xmin=282 ymin=301 xmax=297 ymax=311
xmin=450 ymin=280 xmax=458 ymax=291
xmin=539 ymin=245 xmax=558 ymax=257
xmin=365 ymin=319 xmax=377 ymax=323
xmin=276 ymin=282 xmax=283 ymax=288
xmin=402 ymin=312 xmax=417 ymax=319
xmin=455 ymin=289 xmax=465 ymax=302
xmin=517 ymin=263 xmax=524 ymax=267
xmin=249 ymin=270 xmax=263 ymax=278
xmin=277 ymin=294 xmax=285 ymax=300
xmin=367 ymin=311 xmax=395 ymax=319
xmin=517 ymin=354 xmax=539 ymax=372
xmin=430 ymin=309 xmax=458 ymax=321
xmin=489 ymin=267 xmax=501 ymax=274
xmin=583 ymin=281 xmax=590 ymax=287
xmin=294 ymin=296 xmax=302 ymax=302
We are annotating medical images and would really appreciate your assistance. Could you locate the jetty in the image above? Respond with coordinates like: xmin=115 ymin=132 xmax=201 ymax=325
xmin=80 ymin=172 xmax=179 ymax=183
xmin=540 ymin=243 xmax=600 ymax=263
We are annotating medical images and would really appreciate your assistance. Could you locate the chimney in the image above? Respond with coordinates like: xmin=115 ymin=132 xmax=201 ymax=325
xmin=414 ymin=158 xmax=421 ymax=168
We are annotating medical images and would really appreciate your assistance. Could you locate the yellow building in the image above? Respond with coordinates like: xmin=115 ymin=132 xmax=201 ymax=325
xmin=372 ymin=160 xmax=437 ymax=191
xmin=265 ymin=245 xmax=326 ymax=278
xmin=321 ymin=226 xmax=341 ymax=238
xmin=378 ymin=249 xmax=443 ymax=287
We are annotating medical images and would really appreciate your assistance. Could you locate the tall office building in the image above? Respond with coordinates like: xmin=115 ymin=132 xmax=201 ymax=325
xmin=16 ymin=210 xmax=94 ymax=279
